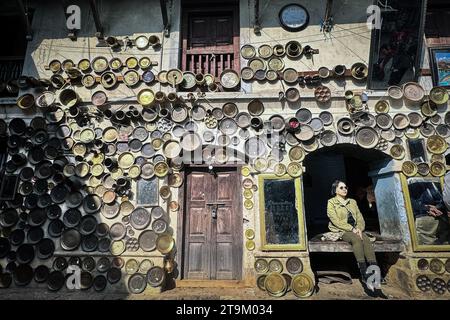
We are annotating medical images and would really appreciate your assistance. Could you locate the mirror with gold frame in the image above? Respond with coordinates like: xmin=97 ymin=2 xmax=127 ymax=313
xmin=401 ymin=174 xmax=450 ymax=251
xmin=258 ymin=174 xmax=306 ymax=251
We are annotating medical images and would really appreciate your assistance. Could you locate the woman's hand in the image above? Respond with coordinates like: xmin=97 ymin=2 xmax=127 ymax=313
xmin=353 ymin=228 xmax=363 ymax=239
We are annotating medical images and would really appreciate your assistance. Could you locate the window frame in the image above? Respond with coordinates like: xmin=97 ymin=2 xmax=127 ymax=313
xmin=180 ymin=4 xmax=240 ymax=75
xmin=400 ymin=173 xmax=450 ymax=252
xmin=258 ymin=174 xmax=307 ymax=251
xmin=367 ymin=0 xmax=428 ymax=90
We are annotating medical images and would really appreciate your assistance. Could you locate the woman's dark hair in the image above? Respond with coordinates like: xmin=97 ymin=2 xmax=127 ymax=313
xmin=331 ymin=180 xmax=346 ymax=197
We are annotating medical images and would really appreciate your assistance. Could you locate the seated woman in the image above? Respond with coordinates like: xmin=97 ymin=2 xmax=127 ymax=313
xmin=327 ymin=180 xmax=386 ymax=298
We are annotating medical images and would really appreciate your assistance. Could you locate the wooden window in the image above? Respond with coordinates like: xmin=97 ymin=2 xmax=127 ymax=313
xmin=425 ymin=0 xmax=450 ymax=46
xmin=181 ymin=4 xmax=240 ymax=79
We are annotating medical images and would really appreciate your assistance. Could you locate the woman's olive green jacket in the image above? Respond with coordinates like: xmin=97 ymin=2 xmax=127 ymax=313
xmin=327 ymin=196 xmax=365 ymax=233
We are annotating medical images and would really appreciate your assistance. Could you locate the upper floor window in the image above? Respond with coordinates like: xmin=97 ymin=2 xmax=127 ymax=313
xmin=0 ymin=4 xmax=33 ymax=98
xmin=181 ymin=3 xmax=240 ymax=85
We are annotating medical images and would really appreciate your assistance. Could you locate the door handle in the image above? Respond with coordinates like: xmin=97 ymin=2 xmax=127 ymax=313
xmin=206 ymin=203 xmax=226 ymax=219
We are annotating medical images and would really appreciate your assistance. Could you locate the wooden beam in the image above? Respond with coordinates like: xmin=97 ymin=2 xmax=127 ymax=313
xmin=160 ymin=0 xmax=170 ymax=37
xmin=15 ymin=0 xmax=32 ymax=41
xmin=254 ymin=0 xmax=261 ymax=34
xmin=89 ymin=0 xmax=104 ymax=38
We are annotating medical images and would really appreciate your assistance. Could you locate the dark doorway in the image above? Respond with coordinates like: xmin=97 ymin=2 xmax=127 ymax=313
xmin=303 ymin=144 xmax=389 ymax=239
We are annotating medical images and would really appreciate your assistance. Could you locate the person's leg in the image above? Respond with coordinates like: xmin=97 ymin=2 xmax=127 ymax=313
xmin=342 ymin=231 xmax=365 ymax=263
xmin=361 ymin=234 xmax=377 ymax=263
xmin=415 ymin=216 xmax=439 ymax=245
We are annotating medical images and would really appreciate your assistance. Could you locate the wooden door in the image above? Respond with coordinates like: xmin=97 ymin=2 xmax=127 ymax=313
xmin=183 ymin=168 xmax=242 ymax=280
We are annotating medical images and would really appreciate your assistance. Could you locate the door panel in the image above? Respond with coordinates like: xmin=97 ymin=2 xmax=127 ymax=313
xmin=184 ymin=168 xmax=242 ymax=280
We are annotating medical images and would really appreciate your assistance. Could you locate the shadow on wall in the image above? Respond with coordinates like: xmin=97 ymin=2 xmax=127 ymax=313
xmin=0 ymin=96 xmax=179 ymax=299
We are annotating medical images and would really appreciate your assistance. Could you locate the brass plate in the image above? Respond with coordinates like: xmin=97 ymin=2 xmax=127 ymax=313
xmin=246 ymin=240 xmax=255 ymax=251
xmin=166 ymin=68 xmax=184 ymax=85
xmin=430 ymin=86 xmax=449 ymax=105
xmin=123 ymin=70 xmax=140 ymax=87
xmin=120 ymin=201 xmax=135 ymax=216
xmin=168 ymin=173 xmax=183 ymax=188
xmin=118 ymin=152 xmax=135 ymax=169
xmin=241 ymin=166 xmax=251 ymax=177
xmin=92 ymin=56 xmax=108 ymax=73
xmin=268 ymin=57 xmax=284 ymax=71
xmin=253 ymin=157 xmax=268 ymax=172
xmin=289 ymin=146 xmax=305 ymax=162
xmin=156 ymin=234 xmax=174 ymax=254
xmin=103 ymin=127 xmax=119 ymax=143
xmin=139 ymin=57 xmax=151 ymax=69
xmin=125 ymin=259 xmax=139 ymax=274
xmin=274 ymin=163 xmax=287 ymax=176
xmin=268 ymin=259 xmax=283 ymax=273
xmin=137 ymin=89 xmax=155 ymax=106
xmin=254 ymin=258 xmax=269 ymax=273
xmin=374 ymin=100 xmax=390 ymax=114
xmin=264 ymin=272 xmax=287 ymax=297
xmin=110 ymin=168 xmax=123 ymax=180
xmin=109 ymin=57 xmax=122 ymax=71
xmin=430 ymin=161 xmax=446 ymax=177
xmin=243 ymin=188 xmax=253 ymax=199
xmin=110 ymin=240 xmax=126 ymax=256
xmin=80 ymin=128 xmax=95 ymax=143
xmin=245 ymin=229 xmax=255 ymax=240
xmin=292 ymin=274 xmax=314 ymax=298
xmin=390 ymin=144 xmax=405 ymax=160
xmin=128 ymin=165 xmax=141 ymax=179
xmin=287 ymin=162 xmax=303 ymax=178
xmin=402 ymin=161 xmax=418 ymax=177
xmin=430 ymin=258 xmax=445 ymax=275
xmin=241 ymin=44 xmax=256 ymax=59
xmin=258 ymin=44 xmax=273 ymax=59
xmin=125 ymin=57 xmax=138 ymax=69
xmin=283 ymin=68 xmax=298 ymax=83
xmin=427 ymin=135 xmax=448 ymax=154
xmin=154 ymin=161 xmax=169 ymax=178
xmin=244 ymin=199 xmax=254 ymax=210
xmin=421 ymin=100 xmax=438 ymax=117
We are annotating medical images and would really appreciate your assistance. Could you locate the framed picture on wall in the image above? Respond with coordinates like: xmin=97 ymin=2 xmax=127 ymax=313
xmin=429 ymin=46 xmax=450 ymax=87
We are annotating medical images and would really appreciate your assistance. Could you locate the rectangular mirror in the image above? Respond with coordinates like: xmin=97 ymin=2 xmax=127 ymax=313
xmin=258 ymin=174 xmax=306 ymax=250
xmin=407 ymin=138 xmax=428 ymax=163
xmin=368 ymin=0 xmax=427 ymax=89
xmin=402 ymin=175 xmax=450 ymax=251
xmin=136 ymin=178 xmax=159 ymax=206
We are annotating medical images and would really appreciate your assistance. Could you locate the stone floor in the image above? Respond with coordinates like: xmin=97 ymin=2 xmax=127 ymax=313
xmin=1 ymin=280 xmax=440 ymax=300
